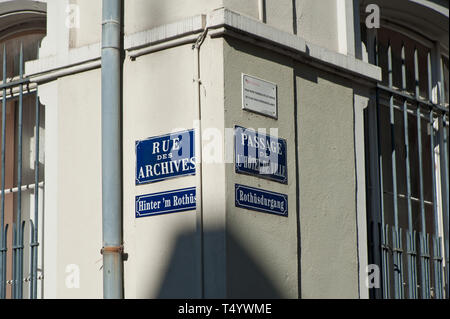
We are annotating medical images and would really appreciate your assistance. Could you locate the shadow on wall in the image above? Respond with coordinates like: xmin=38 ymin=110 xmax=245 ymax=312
xmin=155 ymin=227 xmax=283 ymax=299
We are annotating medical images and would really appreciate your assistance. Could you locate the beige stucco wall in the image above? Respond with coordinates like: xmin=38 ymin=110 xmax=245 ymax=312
xmin=223 ymin=37 xmax=299 ymax=298
xmin=296 ymin=0 xmax=340 ymax=52
xmin=38 ymin=35 xmax=360 ymax=300
xmin=295 ymin=63 xmax=359 ymax=298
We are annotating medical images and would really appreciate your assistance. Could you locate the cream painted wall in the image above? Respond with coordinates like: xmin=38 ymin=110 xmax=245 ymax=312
xmin=223 ymin=0 xmax=259 ymax=21
xmin=295 ymin=0 xmax=340 ymax=52
xmin=124 ymin=0 xmax=222 ymax=36
xmin=42 ymin=0 xmax=345 ymax=58
xmin=51 ymin=69 xmax=103 ymax=298
xmin=197 ymin=36 xmax=227 ymax=299
xmin=123 ymin=44 xmax=202 ymax=299
xmin=69 ymin=0 xmax=102 ymax=48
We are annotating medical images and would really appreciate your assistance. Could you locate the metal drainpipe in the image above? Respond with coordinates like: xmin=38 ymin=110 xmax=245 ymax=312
xmin=258 ymin=0 xmax=266 ymax=23
xmin=101 ymin=0 xmax=123 ymax=299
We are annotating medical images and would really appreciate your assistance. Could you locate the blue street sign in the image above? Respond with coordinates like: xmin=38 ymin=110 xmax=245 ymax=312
xmin=136 ymin=187 xmax=196 ymax=218
xmin=235 ymin=126 xmax=287 ymax=184
xmin=235 ymin=184 xmax=288 ymax=217
xmin=136 ymin=129 xmax=195 ymax=184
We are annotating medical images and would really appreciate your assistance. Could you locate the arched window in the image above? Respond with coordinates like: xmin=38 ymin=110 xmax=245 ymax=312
xmin=0 ymin=0 xmax=46 ymax=300
xmin=361 ymin=0 xmax=449 ymax=299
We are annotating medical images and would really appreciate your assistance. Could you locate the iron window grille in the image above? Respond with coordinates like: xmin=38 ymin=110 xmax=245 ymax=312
xmin=363 ymin=25 xmax=449 ymax=299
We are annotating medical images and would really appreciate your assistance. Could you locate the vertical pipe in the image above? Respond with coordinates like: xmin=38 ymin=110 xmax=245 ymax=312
xmin=258 ymin=0 xmax=266 ymax=23
xmin=0 ymin=45 xmax=6 ymax=299
xmin=101 ymin=0 xmax=123 ymax=299
xmin=402 ymin=44 xmax=417 ymax=299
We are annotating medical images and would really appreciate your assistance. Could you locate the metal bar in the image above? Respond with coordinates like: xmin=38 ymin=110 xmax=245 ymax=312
xmin=382 ymin=224 xmax=390 ymax=298
xmin=1 ymin=224 xmax=8 ymax=298
xmin=387 ymin=41 xmax=403 ymax=299
xmin=19 ymin=221 xmax=24 ymax=298
xmin=429 ymin=104 xmax=443 ymax=298
xmin=406 ymin=230 xmax=418 ymax=299
xmin=31 ymin=90 xmax=40 ymax=299
xmin=414 ymin=48 xmax=420 ymax=99
xmin=440 ymin=116 xmax=449 ymax=298
xmin=439 ymin=55 xmax=446 ymax=107
xmin=375 ymin=98 xmax=439 ymax=122
xmin=13 ymin=43 xmax=24 ymax=299
xmin=376 ymin=84 xmax=448 ymax=115
xmin=427 ymin=51 xmax=433 ymax=104
xmin=12 ymin=223 xmax=16 ymax=298
xmin=393 ymin=227 xmax=404 ymax=298
xmin=377 ymin=189 xmax=434 ymax=206
xmin=402 ymin=43 xmax=417 ymax=299
xmin=0 ymin=181 xmax=44 ymax=196
xmin=101 ymin=0 xmax=123 ymax=299
xmin=433 ymin=235 xmax=443 ymax=299
xmin=29 ymin=220 xmax=34 ymax=298
xmin=0 ymin=78 xmax=30 ymax=90
xmin=414 ymin=47 xmax=430 ymax=299
xmin=0 ymin=83 xmax=37 ymax=101
xmin=0 ymin=44 xmax=6 ymax=300
xmin=426 ymin=234 xmax=431 ymax=297
xmin=446 ymin=237 xmax=449 ymax=298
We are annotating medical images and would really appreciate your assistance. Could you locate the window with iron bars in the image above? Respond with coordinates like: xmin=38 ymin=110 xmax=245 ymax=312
xmin=0 ymin=32 xmax=45 ymax=299
xmin=362 ymin=24 xmax=449 ymax=299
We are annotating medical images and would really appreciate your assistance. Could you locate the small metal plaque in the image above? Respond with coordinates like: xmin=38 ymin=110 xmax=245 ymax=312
xmin=235 ymin=184 xmax=288 ymax=217
xmin=242 ymin=74 xmax=277 ymax=118
xmin=136 ymin=130 xmax=195 ymax=185
xmin=136 ymin=187 xmax=196 ymax=218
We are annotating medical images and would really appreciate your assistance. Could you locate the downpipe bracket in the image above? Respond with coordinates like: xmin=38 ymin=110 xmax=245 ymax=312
xmin=100 ymin=245 xmax=128 ymax=261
